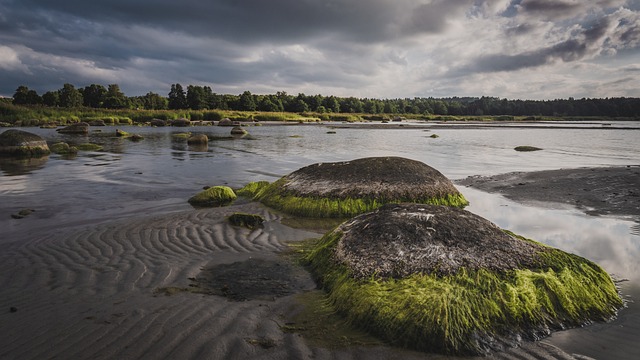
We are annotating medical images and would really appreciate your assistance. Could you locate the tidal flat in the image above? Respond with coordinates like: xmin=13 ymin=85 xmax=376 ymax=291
xmin=0 ymin=121 xmax=639 ymax=359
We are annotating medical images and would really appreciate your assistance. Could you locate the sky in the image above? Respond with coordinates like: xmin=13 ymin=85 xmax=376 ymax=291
xmin=1 ymin=0 xmax=639 ymax=100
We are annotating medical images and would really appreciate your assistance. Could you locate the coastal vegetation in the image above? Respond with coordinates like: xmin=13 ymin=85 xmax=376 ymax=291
xmin=2 ymin=83 xmax=640 ymax=127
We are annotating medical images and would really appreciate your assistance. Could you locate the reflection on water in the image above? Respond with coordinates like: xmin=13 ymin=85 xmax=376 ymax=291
xmin=0 ymin=155 xmax=49 ymax=176
xmin=462 ymin=187 xmax=640 ymax=281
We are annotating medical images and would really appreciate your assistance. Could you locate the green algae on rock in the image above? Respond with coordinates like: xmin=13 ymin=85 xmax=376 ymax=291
xmin=188 ymin=186 xmax=237 ymax=207
xmin=0 ymin=129 xmax=50 ymax=157
xmin=50 ymin=142 xmax=78 ymax=155
xmin=238 ymin=157 xmax=468 ymax=218
xmin=304 ymin=203 xmax=623 ymax=355
xmin=76 ymin=143 xmax=104 ymax=151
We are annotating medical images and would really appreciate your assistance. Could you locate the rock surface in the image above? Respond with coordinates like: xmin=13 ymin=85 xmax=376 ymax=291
xmin=333 ymin=203 xmax=545 ymax=279
xmin=56 ymin=122 xmax=89 ymax=134
xmin=0 ymin=129 xmax=50 ymax=157
xmin=277 ymin=156 xmax=463 ymax=201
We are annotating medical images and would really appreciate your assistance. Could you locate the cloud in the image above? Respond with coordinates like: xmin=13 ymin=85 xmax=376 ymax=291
xmin=0 ymin=0 xmax=639 ymax=99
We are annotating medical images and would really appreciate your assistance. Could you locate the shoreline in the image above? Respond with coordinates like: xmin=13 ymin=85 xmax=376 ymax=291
xmin=457 ymin=165 xmax=640 ymax=220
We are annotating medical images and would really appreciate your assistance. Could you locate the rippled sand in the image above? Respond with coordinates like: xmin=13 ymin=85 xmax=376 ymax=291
xmin=0 ymin=201 xmax=602 ymax=359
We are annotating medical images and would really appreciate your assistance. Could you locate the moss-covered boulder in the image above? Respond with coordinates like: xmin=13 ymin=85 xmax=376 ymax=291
xmin=187 ymin=134 xmax=208 ymax=145
xmin=56 ymin=122 xmax=89 ymax=134
xmin=230 ymin=126 xmax=248 ymax=135
xmin=238 ymin=157 xmax=468 ymax=218
xmin=305 ymin=203 xmax=622 ymax=355
xmin=188 ymin=186 xmax=237 ymax=207
xmin=50 ymin=142 xmax=78 ymax=155
xmin=0 ymin=129 xmax=50 ymax=157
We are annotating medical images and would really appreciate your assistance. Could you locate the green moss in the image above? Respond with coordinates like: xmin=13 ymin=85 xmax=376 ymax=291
xmin=303 ymin=231 xmax=622 ymax=355
xmin=239 ymin=178 xmax=468 ymax=218
xmin=188 ymin=186 xmax=237 ymax=207
xmin=236 ymin=181 xmax=271 ymax=198
xmin=172 ymin=132 xmax=192 ymax=139
xmin=228 ymin=212 xmax=265 ymax=229
xmin=50 ymin=142 xmax=78 ymax=154
xmin=76 ymin=143 xmax=103 ymax=151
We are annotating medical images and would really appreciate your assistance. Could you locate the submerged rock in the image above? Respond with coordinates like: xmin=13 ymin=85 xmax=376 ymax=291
xmin=515 ymin=146 xmax=543 ymax=152
xmin=0 ymin=129 xmax=50 ymax=157
xmin=228 ymin=213 xmax=265 ymax=230
xmin=238 ymin=156 xmax=468 ymax=218
xmin=305 ymin=203 xmax=623 ymax=355
xmin=56 ymin=122 xmax=89 ymax=134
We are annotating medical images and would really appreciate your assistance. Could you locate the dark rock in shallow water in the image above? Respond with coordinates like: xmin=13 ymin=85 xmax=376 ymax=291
xmin=0 ymin=129 xmax=50 ymax=157
xmin=230 ymin=126 xmax=248 ymax=135
xmin=239 ymin=156 xmax=468 ymax=217
xmin=56 ymin=122 xmax=89 ymax=134
xmin=149 ymin=118 xmax=166 ymax=127
xmin=187 ymin=134 xmax=208 ymax=145
xmin=335 ymin=203 xmax=544 ymax=279
xmin=305 ymin=203 xmax=623 ymax=355
xmin=228 ymin=213 xmax=265 ymax=229
xmin=171 ymin=118 xmax=191 ymax=127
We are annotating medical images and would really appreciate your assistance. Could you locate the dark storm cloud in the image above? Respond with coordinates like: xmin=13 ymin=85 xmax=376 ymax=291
xmin=0 ymin=0 xmax=478 ymax=96
xmin=0 ymin=0 xmax=639 ymax=99
xmin=9 ymin=0 xmax=472 ymax=44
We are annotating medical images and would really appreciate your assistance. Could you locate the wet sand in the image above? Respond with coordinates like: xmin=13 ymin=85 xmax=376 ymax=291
xmin=1 ymin=171 xmax=635 ymax=359
xmin=458 ymin=165 xmax=640 ymax=219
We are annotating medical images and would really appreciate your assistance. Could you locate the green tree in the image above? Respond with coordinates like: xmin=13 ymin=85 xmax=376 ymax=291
xmin=141 ymin=92 xmax=168 ymax=110
xmin=58 ymin=83 xmax=83 ymax=108
xmin=168 ymin=83 xmax=187 ymax=109
xmin=13 ymin=86 xmax=42 ymax=105
xmin=186 ymin=85 xmax=207 ymax=110
xmin=103 ymin=84 xmax=128 ymax=109
xmin=42 ymin=91 xmax=60 ymax=107
xmin=322 ymin=96 xmax=340 ymax=112
xmin=82 ymin=84 xmax=107 ymax=108
xmin=238 ymin=91 xmax=257 ymax=111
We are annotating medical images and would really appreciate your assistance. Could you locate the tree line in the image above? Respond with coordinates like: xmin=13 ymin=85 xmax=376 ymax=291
xmin=10 ymin=83 xmax=640 ymax=117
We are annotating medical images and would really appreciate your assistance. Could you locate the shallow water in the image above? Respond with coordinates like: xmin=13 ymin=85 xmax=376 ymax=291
xmin=1 ymin=122 xmax=639 ymax=358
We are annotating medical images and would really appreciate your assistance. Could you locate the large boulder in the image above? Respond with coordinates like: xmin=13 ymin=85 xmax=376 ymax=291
xmin=0 ymin=129 xmax=50 ymax=157
xmin=56 ymin=122 xmax=89 ymax=134
xmin=305 ymin=203 xmax=623 ymax=355
xmin=230 ymin=126 xmax=248 ymax=135
xmin=238 ymin=157 xmax=468 ymax=217
xmin=217 ymin=118 xmax=234 ymax=126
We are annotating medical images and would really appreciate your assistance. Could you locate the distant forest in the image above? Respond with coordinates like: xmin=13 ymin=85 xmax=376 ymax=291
xmin=6 ymin=83 xmax=640 ymax=118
